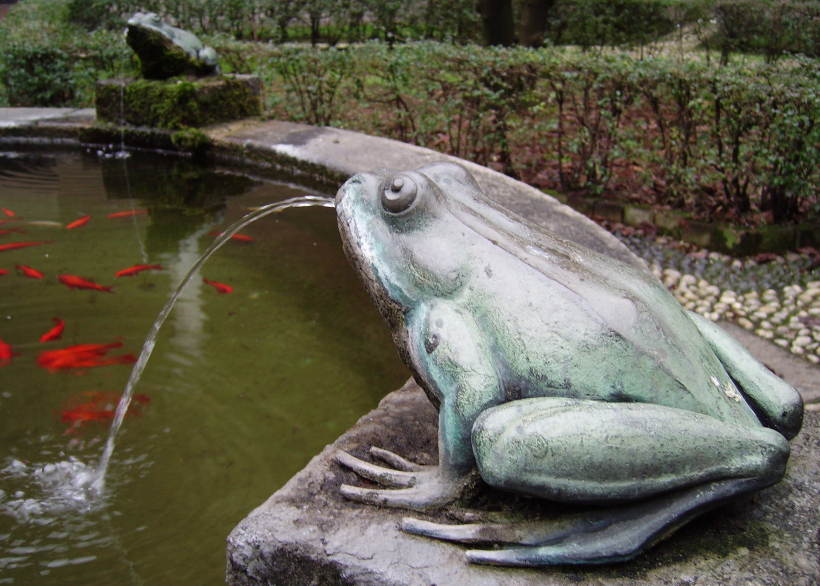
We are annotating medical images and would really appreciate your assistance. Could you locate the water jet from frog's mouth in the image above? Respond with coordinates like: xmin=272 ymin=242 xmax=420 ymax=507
xmin=47 ymin=194 xmax=336 ymax=500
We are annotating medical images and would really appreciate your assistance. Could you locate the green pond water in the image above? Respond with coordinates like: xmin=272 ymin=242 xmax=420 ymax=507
xmin=0 ymin=149 xmax=408 ymax=585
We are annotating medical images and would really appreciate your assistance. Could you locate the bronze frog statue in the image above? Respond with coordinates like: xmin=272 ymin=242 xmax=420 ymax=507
xmin=126 ymin=12 xmax=219 ymax=79
xmin=335 ymin=162 xmax=803 ymax=566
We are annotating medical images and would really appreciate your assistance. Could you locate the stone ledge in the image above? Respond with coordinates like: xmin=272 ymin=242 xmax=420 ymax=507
xmin=226 ymin=380 xmax=819 ymax=586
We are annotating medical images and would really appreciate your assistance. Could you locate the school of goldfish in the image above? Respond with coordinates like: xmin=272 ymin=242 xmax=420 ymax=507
xmin=1 ymin=206 xmax=243 ymax=432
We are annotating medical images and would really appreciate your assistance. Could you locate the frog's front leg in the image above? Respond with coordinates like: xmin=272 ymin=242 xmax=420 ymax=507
xmin=405 ymin=397 xmax=789 ymax=565
xmin=687 ymin=311 xmax=803 ymax=439
xmin=337 ymin=301 xmax=503 ymax=510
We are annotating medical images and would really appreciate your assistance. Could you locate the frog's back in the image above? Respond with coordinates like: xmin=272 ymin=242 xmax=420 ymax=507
xmin=418 ymin=164 xmax=760 ymax=427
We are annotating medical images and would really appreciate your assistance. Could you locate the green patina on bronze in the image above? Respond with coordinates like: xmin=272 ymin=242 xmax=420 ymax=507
xmin=125 ymin=12 xmax=219 ymax=80
xmin=333 ymin=162 xmax=803 ymax=567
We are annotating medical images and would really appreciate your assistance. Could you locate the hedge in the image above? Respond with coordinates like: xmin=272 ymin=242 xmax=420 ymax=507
xmin=219 ymin=42 xmax=817 ymax=224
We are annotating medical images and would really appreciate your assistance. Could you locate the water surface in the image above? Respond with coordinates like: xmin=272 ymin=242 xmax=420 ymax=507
xmin=0 ymin=149 xmax=407 ymax=584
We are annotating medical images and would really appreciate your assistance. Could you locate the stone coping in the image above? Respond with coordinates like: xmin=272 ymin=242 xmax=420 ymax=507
xmin=226 ymin=379 xmax=819 ymax=586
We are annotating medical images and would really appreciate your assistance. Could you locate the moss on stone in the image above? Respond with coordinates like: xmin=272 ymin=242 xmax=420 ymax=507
xmin=95 ymin=75 xmax=262 ymax=130
xmin=171 ymin=126 xmax=211 ymax=154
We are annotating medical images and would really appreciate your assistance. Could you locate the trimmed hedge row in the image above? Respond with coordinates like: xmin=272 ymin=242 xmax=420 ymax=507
xmin=214 ymin=41 xmax=818 ymax=224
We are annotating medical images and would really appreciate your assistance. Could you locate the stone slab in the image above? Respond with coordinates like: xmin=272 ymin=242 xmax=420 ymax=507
xmin=226 ymin=377 xmax=819 ymax=586
xmin=0 ymin=107 xmax=94 ymax=128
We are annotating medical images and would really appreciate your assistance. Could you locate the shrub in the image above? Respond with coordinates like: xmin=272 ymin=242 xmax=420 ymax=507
xmin=0 ymin=43 xmax=76 ymax=107
xmin=545 ymin=0 xmax=709 ymax=50
xmin=262 ymin=43 xmax=817 ymax=223
xmin=274 ymin=47 xmax=354 ymax=126
xmin=0 ymin=0 xmax=134 ymax=107
xmin=713 ymin=0 xmax=819 ymax=62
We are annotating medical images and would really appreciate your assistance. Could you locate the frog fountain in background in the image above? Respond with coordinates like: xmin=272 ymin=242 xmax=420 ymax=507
xmin=334 ymin=161 xmax=803 ymax=566
xmin=125 ymin=12 xmax=219 ymax=79
xmin=96 ymin=13 xmax=260 ymax=130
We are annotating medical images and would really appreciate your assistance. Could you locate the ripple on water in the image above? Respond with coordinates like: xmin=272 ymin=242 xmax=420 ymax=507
xmin=0 ymin=457 xmax=102 ymax=523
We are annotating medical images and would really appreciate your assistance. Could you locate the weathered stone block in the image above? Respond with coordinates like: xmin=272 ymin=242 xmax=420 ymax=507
xmin=653 ymin=209 xmax=684 ymax=234
xmin=226 ymin=380 xmax=819 ymax=586
xmin=593 ymin=200 xmax=624 ymax=222
xmin=623 ymin=204 xmax=654 ymax=227
xmin=95 ymin=74 xmax=262 ymax=129
xmin=680 ymin=219 xmax=716 ymax=249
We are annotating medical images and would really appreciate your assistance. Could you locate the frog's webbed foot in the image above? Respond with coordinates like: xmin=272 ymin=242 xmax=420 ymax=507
xmin=335 ymin=448 xmax=468 ymax=511
xmin=402 ymin=476 xmax=767 ymax=566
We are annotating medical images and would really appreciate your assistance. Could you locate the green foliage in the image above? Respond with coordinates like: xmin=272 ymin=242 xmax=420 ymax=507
xmin=66 ymin=0 xmax=123 ymax=30
xmin=171 ymin=126 xmax=212 ymax=154
xmin=264 ymin=43 xmax=817 ymax=223
xmin=274 ymin=47 xmax=354 ymax=125
xmin=0 ymin=43 xmax=76 ymax=107
xmin=0 ymin=0 xmax=134 ymax=107
xmin=713 ymin=0 xmax=819 ymax=62
xmin=545 ymin=0 xmax=710 ymax=50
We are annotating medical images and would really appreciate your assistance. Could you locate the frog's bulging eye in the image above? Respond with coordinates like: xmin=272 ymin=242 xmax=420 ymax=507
xmin=382 ymin=174 xmax=418 ymax=213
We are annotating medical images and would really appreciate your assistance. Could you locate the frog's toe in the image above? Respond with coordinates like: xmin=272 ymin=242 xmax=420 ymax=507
xmin=465 ymin=537 xmax=639 ymax=566
xmin=369 ymin=446 xmax=425 ymax=471
xmin=402 ymin=518 xmax=527 ymax=544
xmin=466 ymin=546 xmax=570 ymax=567
xmin=339 ymin=484 xmax=450 ymax=509
xmin=401 ymin=516 xmax=605 ymax=546
xmin=335 ymin=450 xmax=416 ymax=488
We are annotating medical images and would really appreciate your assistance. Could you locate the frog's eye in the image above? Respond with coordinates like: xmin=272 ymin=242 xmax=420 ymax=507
xmin=381 ymin=174 xmax=418 ymax=214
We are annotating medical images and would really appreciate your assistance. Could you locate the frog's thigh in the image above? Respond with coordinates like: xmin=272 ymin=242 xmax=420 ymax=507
xmin=472 ymin=398 xmax=788 ymax=503
xmin=687 ymin=311 xmax=802 ymax=439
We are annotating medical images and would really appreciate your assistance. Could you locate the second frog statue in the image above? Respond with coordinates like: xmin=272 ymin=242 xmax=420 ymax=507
xmin=335 ymin=162 xmax=802 ymax=566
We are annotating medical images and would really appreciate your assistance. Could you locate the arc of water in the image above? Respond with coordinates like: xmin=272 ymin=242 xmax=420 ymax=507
xmin=91 ymin=195 xmax=335 ymax=494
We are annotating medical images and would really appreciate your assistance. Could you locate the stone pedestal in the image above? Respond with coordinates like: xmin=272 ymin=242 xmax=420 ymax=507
xmin=226 ymin=380 xmax=819 ymax=585
xmin=95 ymin=74 xmax=262 ymax=129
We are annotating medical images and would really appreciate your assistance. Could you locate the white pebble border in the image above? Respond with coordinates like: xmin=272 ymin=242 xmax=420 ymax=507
xmin=650 ymin=264 xmax=820 ymax=365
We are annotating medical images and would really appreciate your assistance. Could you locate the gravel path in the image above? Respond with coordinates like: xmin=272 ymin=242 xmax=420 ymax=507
xmin=611 ymin=227 xmax=820 ymax=364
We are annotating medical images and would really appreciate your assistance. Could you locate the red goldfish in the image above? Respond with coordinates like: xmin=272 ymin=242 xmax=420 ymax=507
xmin=16 ymin=264 xmax=44 ymax=279
xmin=37 ymin=341 xmax=136 ymax=372
xmin=58 ymin=274 xmax=113 ymax=292
xmin=2 ymin=208 xmax=16 ymax=217
xmin=0 ymin=338 xmax=16 ymax=366
xmin=0 ymin=241 xmax=51 ymax=252
xmin=0 ymin=228 xmax=25 ymax=235
xmin=209 ymin=231 xmax=255 ymax=242
xmin=0 ymin=269 xmax=9 ymax=276
xmin=203 ymin=278 xmax=233 ymax=294
xmin=39 ymin=318 xmax=65 ymax=343
xmin=107 ymin=209 xmax=147 ymax=219
xmin=66 ymin=215 xmax=91 ymax=229
xmin=115 ymin=264 xmax=164 ymax=278
xmin=61 ymin=391 xmax=150 ymax=433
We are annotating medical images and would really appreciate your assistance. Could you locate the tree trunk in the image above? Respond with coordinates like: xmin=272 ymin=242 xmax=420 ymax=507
xmin=517 ymin=0 xmax=554 ymax=47
xmin=478 ymin=0 xmax=516 ymax=46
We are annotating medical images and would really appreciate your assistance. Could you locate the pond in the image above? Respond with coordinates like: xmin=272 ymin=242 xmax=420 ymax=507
xmin=0 ymin=149 xmax=408 ymax=585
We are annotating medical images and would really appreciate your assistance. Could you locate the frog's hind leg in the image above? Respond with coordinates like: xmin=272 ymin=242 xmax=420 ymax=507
xmin=687 ymin=311 xmax=803 ymax=439
xmin=404 ymin=477 xmax=767 ymax=566
xmin=403 ymin=397 xmax=789 ymax=565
